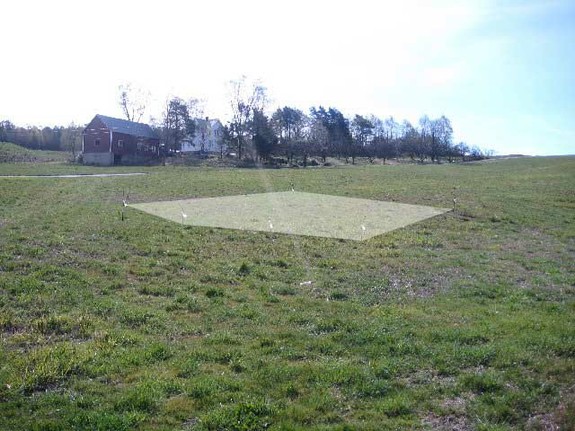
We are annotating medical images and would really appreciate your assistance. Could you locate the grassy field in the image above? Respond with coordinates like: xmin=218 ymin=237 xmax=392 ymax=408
xmin=0 ymin=146 xmax=574 ymax=430
xmin=0 ymin=143 xmax=146 ymax=176
xmin=0 ymin=142 xmax=72 ymax=164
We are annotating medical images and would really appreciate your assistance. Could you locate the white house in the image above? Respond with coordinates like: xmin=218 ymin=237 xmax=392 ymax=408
xmin=181 ymin=118 xmax=225 ymax=154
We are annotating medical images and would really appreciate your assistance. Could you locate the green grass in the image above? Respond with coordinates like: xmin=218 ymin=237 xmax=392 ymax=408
xmin=0 ymin=142 xmax=71 ymax=164
xmin=0 ymin=142 xmax=147 ymax=175
xmin=1 ymin=152 xmax=574 ymax=429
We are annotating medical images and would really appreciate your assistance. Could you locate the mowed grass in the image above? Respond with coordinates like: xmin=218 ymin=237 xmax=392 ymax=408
xmin=0 ymin=154 xmax=574 ymax=430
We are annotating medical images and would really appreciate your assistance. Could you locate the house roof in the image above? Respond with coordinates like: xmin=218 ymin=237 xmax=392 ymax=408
xmin=193 ymin=118 xmax=223 ymax=129
xmin=95 ymin=115 xmax=158 ymax=139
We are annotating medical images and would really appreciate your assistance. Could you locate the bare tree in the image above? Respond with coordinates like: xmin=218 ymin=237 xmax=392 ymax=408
xmin=271 ymin=107 xmax=307 ymax=162
xmin=399 ymin=120 xmax=419 ymax=160
xmin=118 ymin=83 xmax=150 ymax=122
xmin=61 ymin=123 xmax=82 ymax=159
xmin=219 ymin=124 xmax=232 ymax=159
xmin=227 ymin=76 xmax=267 ymax=160
xmin=431 ymin=116 xmax=453 ymax=162
xmin=454 ymin=142 xmax=469 ymax=161
xmin=384 ymin=116 xmax=399 ymax=142
xmin=180 ymin=98 xmax=207 ymax=152
xmin=187 ymin=98 xmax=205 ymax=119
xmin=306 ymin=117 xmax=328 ymax=163
xmin=351 ymin=115 xmax=374 ymax=154
xmin=418 ymin=115 xmax=433 ymax=162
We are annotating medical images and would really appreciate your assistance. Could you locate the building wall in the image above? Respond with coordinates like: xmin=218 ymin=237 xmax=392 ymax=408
xmin=83 ymin=116 xmax=160 ymax=165
xmin=181 ymin=119 xmax=224 ymax=153
xmin=112 ymin=132 xmax=159 ymax=156
xmin=83 ymin=117 xmax=111 ymax=153
xmin=83 ymin=152 xmax=114 ymax=166
xmin=111 ymin=132 xmax=137 ymax=156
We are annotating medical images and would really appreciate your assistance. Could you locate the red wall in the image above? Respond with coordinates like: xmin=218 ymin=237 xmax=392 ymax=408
xmin=83 ymin=116 xmax=159 ymax=157
xmin=83 ymin=117 xmax=110 ymax=153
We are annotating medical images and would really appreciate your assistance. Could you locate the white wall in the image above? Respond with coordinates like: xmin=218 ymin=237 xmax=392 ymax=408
xmin=181 ymin=119 xmax=224 ymax=153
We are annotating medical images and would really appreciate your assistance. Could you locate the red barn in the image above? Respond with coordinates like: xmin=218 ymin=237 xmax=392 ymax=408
xmin=82 ymin=115 xmax=160 ymax=165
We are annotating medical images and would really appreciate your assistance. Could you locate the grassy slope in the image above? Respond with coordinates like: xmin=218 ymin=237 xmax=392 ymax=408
xmin=0 ymin=156 xmax=574 ymax=430
xmin=0 ymin=142 xmax=148 ymax=175
xmin=0 ymin=142 xmax=71 ymax=164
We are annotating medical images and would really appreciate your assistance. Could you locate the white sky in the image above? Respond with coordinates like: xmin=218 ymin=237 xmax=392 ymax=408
xmin=1 ymin=0 xmax=574 ymax=155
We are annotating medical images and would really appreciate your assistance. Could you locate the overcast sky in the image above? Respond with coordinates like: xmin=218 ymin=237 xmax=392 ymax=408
xmin=1 ymin=0 xmax=574 ymax=155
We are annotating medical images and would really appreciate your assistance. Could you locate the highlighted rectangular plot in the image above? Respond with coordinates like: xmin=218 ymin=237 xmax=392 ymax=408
xmin=130 ymin=191 xmax=450 ymax=241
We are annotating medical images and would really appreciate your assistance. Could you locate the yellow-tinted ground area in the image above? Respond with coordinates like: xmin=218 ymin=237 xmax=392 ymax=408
xmin=130 ymin=191 xmax=450 ymax=241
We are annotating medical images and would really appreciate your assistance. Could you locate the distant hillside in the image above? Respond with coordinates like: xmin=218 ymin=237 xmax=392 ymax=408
xmin=0 ymin=142 xmax=70 ymax=163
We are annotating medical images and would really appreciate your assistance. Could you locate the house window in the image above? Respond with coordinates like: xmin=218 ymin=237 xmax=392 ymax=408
xmin=117 ymin=140 xmax=124 ymax=149
xmin=95 ymin=138 xmax=100 ymax=146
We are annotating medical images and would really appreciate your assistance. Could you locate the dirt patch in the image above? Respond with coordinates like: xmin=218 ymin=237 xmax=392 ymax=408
xmin=423 ymin=412 xmax=471 ymax=430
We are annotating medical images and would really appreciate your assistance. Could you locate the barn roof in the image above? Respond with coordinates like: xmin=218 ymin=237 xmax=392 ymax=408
xmin=95 ymin=115 xmax=158 ymax=139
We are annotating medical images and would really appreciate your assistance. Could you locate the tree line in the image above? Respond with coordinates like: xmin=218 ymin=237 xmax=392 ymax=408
xmin=154 ymin=77 xmax=490 ymax=164
xmin=0 ymin=120 xmax=82 ymax=155
xmin=226 ymin=106 xmax=489 ymax=165
xmin=1 ymin=78 xmax=491 ymax=164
